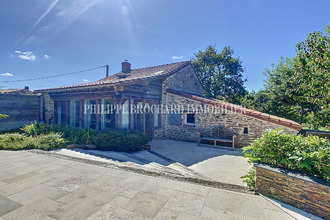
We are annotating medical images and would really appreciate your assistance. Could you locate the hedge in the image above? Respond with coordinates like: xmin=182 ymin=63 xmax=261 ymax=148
xmin=243 ymin=128 xmax=330 ymax=183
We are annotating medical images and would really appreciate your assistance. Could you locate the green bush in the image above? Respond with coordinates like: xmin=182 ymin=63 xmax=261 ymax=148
xmin=21 ymin=122 xmax=96 ymax=145
xmin=0 ymin=133 xmax=30 ymax=150
xmin=240 ymin=167 xmax=255 ymax=188
xmin=0 ymin=128 xmax=24 ymax=135
xmin=18 ymin=122 xmax=149 ymax=152
xmin=30 ymin=132 xmax=68 ymax=150
xmin=93 ymin=129 xmax=149 ymax=152
xmin=243 ymin=128 xmax=330 ymax=182
xmin=0 ymin=132 xmax=67 ymax=151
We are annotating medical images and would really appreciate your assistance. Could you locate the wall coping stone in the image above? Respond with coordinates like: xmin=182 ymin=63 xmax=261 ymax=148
xmin=255 ymin=163 xmax=329 ymax=187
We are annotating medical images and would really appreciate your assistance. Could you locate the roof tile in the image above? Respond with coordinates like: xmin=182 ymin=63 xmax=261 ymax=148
xmin=166 ymin=88 xmax=302 ymax=131
xmin=37 ymin=61 xmax=190 ymax=92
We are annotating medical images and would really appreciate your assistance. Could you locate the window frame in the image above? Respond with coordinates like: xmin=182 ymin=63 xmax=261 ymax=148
xmin=184 ymin=113 xmax=196 ymax=125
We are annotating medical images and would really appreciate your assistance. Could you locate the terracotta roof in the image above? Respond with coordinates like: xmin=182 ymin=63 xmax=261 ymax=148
xmin=167 ymin=88 xmax=302 ymax=131
xmin=37 ymin=61 xmax=191 ymax=92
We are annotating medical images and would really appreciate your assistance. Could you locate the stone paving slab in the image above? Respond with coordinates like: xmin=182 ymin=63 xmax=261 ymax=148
xmin=0 ymin=150 xmax=322 ymax=220
xmin=150 ymin=139 xmax=252 ymax=186
xmin=0 ymin=196 xmax=22 ymax=216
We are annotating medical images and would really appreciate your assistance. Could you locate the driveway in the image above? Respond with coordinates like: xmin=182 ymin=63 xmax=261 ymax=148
xmin=0 ymin=150 xmax=318 ymax=219
xmin=148 ymin=139 xmax=252 ymax=186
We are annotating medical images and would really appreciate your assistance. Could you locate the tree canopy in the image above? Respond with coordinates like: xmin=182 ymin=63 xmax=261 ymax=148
xmin=191 ymin=45 xmax=247 ymax=103
xmin=252 ymin=26 xmax=330 ymax=129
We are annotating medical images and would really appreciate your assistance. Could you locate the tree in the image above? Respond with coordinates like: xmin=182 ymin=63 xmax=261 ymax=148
xmin=263 ymin=57 xmax=303 ymax=123
xmin=262 ymin=27 xmax=330 ymax=129
xmin=292 ymin=27 xmax=330 ymax=107
xmin=191 ymin=45 xmax=247 ymax=103
xmin=292 ymin=27 xmax=330 ymax=129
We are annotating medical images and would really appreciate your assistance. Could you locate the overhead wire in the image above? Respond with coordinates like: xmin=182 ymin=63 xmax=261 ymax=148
xmin=1 ymin=65 xmax=107 ymax=83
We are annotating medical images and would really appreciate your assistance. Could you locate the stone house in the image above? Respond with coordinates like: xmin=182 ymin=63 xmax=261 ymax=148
xmin=37 ymin=61 xmax=301 ymax=147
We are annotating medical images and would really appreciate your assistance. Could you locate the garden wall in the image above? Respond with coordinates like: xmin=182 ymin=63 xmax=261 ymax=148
xmin=0 ymin=94 xmax=40 ymax=131
xmin=301 ymin=129 xmax=330 ymax=139
xmin=255 ymin=164 xmax=330 ymax=219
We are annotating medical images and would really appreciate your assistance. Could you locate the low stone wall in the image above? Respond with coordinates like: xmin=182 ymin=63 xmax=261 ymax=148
xmin=301 ymin=129 xmax=330 ymax=139
xmin=255 ymin=164 xmax=330 ymax=219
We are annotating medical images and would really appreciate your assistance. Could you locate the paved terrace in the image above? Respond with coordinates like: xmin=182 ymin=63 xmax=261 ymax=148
xmin=0 ymin=151 xmax=321 ymax=220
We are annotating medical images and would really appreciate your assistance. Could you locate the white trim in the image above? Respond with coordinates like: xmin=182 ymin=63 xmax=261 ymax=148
xmin=184 ymin=112 xmax=195 ymax=125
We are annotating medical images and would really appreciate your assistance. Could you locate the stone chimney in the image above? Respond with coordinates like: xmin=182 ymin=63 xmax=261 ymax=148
xmin=122 ymin=60 xmax=131 ymax=73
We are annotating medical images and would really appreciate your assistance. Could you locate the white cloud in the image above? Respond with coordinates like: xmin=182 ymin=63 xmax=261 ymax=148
xmin=15 ymin=51 xmax=37 ymax=61
xmin=15 ymin=0 xmax=60 ymax=45
xmin=83 ymin=79 xmax=89 ymax=82
xmin=24 ymin=0 xmax=101 ymax=45
xmin=0 ymin=73 xmax=14 ymax=77
xmin=44 ymin=54 xmax=51 ymax=59
xmin=171 ymin=55 xmax=184 ymax=60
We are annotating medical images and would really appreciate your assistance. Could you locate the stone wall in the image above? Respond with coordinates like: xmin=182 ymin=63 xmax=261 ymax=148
xmin=43 ymin=93 xmax=55 ymax=124
xmin=165 ymin=64 xmax=204 ymax=95
xmin=155 ymin=92 xmax=298 ymax=147
xmin=255 ymin=164 xmax=330 ymax=219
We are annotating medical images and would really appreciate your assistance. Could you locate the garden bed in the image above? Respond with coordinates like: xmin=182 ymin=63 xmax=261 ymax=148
xmin=255 ymin=163 xmax=329 ymax=219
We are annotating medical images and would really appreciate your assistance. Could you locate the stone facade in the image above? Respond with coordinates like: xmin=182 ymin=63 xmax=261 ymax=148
xmin=155 ymin=92 xmax=298 ymax=147
xmin=255 ymin=164 xmax=330 ymax=219
xmin=154 ymin=64 xmax=205 ymax=140
xmin=43 ymin=93 xmax=55 ymax=124
xmin=165 ymin=64 xmax=204 ymax=95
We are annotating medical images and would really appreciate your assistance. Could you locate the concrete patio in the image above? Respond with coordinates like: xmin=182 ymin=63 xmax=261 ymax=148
xmin=55 ymin=139 xmax=251 ymax=187
xmin=0 ymin=150 xmax=321 ymax=219
xmin=148 ymin=139 xmax=252 ymax=186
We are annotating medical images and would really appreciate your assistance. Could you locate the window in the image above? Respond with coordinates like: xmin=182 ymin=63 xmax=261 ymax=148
xmin=84 ymin=100 xmax=97 ymax=129
xmin=153 ymin=105 xmax=159 ymax=127
xmin=243 ymin=127 xmax=249 ymax=134
xmin=70 ymin=100 xmax=80 ymax=127
xmin=185 ymin=113 xmax=195 ymax=125
xmin=56 ymin=100 xmax=67 ymax=124
xmin=101 ymin=99 xmax=116 ymax=130
xmin=121 ymin=99 xmax=129 ymax=129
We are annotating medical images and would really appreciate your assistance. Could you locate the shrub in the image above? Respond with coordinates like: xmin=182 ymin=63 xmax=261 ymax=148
xmin=21 ymin=122 xmax=96 ymax=145
xmin=30 ymin=132 xmax=67 ymax=150
xmin=0 ymin=133 xmax=30 ymax=150
xmin=94 ymin=129 xmax=149 ymax=152
xmin=19 ymin=122 xmax=149 ymax=152
xmin=0 ymin=132 xmax=67 ymax=151
xmin=243 ymin=128 xmax=330 ymax=182
xmin=0 ymin=128 xmax=24 ymax=134
xmin=240 ymin=167 xmax=255 ymax=188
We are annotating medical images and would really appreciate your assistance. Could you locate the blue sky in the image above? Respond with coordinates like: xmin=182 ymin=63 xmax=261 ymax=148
xmin=0 ymin=0 xmax=329 ymax=91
